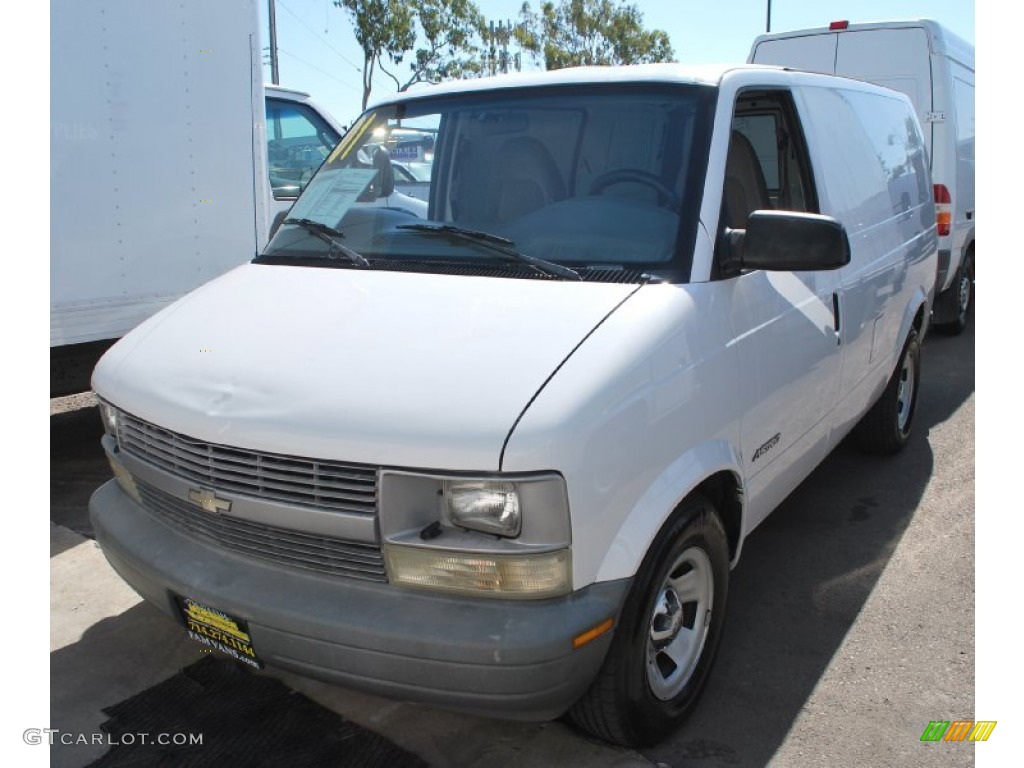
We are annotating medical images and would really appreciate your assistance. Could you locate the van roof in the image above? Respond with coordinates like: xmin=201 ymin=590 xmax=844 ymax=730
xmin=751 ymin=19 xmax=974 ymax=70
xmin=367 ymin=63 xmax=857 ymax=108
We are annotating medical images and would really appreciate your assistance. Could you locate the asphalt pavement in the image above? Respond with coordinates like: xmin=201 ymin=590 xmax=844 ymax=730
xmin=49 ymin=322 xmax=975 ymax=767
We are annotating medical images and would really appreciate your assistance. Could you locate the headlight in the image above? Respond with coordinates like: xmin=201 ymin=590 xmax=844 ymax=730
xmin=443 ymin=481 xmax=521 ymax=537
xmin=99 ymin=400 xmax=120 ymax=439
xmin=379 ymin=470 xmax=572 ymax=597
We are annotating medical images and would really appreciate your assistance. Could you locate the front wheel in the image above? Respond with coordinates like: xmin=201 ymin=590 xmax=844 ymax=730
xmin=853 ymin=328 xmax=921 ymax=454
xmin=568 ymin=495 xmax=729 ymax=747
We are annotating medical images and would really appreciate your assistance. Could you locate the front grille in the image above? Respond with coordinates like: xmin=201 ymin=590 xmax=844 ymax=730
xmin=118 ymin=413 xmax=377 ymax=516
xmin=136 ymin=480 xmax=388 ymax=582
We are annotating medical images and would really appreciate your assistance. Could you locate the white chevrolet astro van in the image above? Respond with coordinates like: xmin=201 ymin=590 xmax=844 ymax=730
xmin=90 ymin=65 xmax=938 ymax=746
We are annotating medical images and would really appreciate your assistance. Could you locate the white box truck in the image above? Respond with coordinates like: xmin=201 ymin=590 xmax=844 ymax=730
xmin=51 ymin=0 xmax=344 ymax=395
xmin=749 ymin=19 xmax=975 ymax=334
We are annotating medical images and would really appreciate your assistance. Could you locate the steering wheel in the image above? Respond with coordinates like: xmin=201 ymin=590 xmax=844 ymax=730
xmin=589 ymin=169 xmax=680 ymax=209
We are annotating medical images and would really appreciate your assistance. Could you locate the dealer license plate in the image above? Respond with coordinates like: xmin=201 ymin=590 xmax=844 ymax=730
xmin=176 ymin=596 xmax=263 ymax=669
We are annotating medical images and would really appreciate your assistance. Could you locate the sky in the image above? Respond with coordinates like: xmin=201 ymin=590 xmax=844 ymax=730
xmin=260 ymin=0 xmax=976 ymax=126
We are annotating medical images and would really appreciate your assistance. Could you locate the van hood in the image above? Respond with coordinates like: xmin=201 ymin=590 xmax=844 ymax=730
xmin=94 ymin=264 xmax=640 ymax=470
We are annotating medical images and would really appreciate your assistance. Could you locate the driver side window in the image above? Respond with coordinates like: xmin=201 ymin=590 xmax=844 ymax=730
xmin=266 ymin=98 xmax=340 ymax=201
xmin=725 ymin=90 xmax=817 ymax=229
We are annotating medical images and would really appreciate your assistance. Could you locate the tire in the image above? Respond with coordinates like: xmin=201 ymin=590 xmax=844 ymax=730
xmin=935 ymin=251 xmax=973 ymax=336
xmin=853 ymin=328 xmax=921 ymax=455
xmin=568 ymin=495 xmax=729 ymax=747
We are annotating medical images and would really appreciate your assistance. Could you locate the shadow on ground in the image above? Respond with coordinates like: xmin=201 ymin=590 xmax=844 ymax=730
xmin=51 ymin=403 xmax=108 ymax=552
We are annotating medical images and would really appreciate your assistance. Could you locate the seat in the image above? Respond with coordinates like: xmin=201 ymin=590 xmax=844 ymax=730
xmin=493 ymin=137 xmax=566 ymax=221
xmin=723 ymin=130 xmax=770 ymax=229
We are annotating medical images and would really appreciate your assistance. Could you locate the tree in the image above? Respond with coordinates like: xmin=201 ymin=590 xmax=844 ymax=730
xmin=336 ymin=0 xmax=484 ymax=110
xmin=335 ymin=1 xmax=414 ymax=110
xmin=515 ymin=0 xmax=674 ymax=70
xmin=401 ymin=0 xmax=485 ymax=91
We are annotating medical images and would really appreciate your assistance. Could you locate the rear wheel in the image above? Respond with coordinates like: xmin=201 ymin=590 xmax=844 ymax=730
xmin=569 ymin=495 xmax=729 ymax=747
xmin=853 ymin=328 xmax=921 ymax=454
xmin=936 ymin=251 xmax=973 ymax=336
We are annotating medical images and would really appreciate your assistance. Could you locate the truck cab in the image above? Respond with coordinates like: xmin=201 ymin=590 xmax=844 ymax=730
xmin=265 ymin=85 xmax=346 ymax=211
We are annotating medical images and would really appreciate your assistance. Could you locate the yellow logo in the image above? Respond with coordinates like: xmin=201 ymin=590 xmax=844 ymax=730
xmin=183 ymin=601 xmax=250 ymax=643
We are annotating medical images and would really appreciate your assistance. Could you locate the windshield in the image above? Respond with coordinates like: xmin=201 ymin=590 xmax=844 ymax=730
xmin=259 ymin=83 xmax=713 ymax=282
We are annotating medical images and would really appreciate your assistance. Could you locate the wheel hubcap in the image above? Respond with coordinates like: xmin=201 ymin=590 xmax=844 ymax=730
xmin=896 ymin=352 xmax=916 ymax=433
xmin=957 ymin=271 xmax=971 ymax=315
xmin=646 ymin=547 xmax=714 ymax=701
xmin=651 ymin=589 xmax=684 ymax=648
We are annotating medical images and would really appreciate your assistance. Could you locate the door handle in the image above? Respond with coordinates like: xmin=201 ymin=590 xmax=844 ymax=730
xmin=831 ymin=292 xmax=841 ymax=345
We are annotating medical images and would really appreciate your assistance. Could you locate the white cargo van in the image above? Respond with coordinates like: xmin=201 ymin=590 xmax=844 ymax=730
xmin=90 ymin=65 xmax=937 ymax=746
xmin=50 ymin=0 xmax=344 ymax=396
xmin=749 ymin=19 xmax=975 ymax=334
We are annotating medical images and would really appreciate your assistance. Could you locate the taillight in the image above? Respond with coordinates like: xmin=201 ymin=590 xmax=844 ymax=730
xmin=933 ymin=184 xmax=952 ymax=236
xmin=829 ymin=20 xmax=849 ymax=31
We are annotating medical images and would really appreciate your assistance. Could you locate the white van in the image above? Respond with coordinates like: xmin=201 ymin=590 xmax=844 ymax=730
xmin=90 ymin=65 xmax=937 ymax=746
xmin=749 ymin=19 xmax=975 ymax=334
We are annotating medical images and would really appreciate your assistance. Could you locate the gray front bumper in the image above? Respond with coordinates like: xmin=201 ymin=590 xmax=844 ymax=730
xmin=90 ymin=480 xmax=630 ymax=719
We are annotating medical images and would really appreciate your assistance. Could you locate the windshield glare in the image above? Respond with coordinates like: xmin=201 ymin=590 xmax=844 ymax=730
xmin=263 ymin=84 xmax=711 ymax=279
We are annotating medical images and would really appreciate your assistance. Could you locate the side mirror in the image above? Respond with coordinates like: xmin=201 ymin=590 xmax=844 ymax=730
xmin=356 ymin=147 xmax=396 ymax=202
xmin=269 ymin=209 xmax=288 ymax=238
xmin=721 ymin=211 xmax=851 ymax=272
xmin=372 ymin=146 xmax=395 ymax=198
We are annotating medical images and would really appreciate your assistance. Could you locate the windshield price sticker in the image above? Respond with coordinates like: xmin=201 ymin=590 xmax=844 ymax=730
xmin=178 ymin=597 xmax=263 ymax=669
xmin=287 ymin=168 xmax=378 ymax=223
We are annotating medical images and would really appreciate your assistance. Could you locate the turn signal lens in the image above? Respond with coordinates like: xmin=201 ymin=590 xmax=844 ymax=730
xmin=573 ymin=618 xmax=615 ymax=650
xmin=107 ymin=456 xmax=142 ymax=504
xmin=384 ymin=545 xmax=570 ymax=599
xmin=99 ymin=401 xmax=120 ymax=439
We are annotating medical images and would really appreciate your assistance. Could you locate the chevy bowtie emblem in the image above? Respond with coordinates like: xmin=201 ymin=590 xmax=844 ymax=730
xmin=188 ymin=487 xmax=232 ymax=514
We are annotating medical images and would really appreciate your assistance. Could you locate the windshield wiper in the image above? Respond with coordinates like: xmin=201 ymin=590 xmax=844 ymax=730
xmin=282 ymin=218 xmax=370 ymax=267
xmin=396 ymin=223 xmax=581 ymax=281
